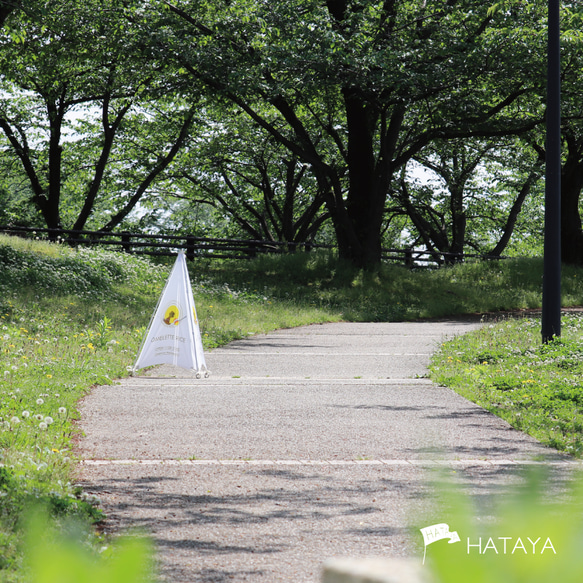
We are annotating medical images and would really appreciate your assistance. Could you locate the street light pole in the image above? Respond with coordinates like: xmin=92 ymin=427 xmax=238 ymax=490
xmin=542 ymin=0 xmax=561 ymax=343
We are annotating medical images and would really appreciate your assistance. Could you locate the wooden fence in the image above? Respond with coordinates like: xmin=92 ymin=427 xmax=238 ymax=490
xmin=0 ymin=225 xmax=502 ymax=267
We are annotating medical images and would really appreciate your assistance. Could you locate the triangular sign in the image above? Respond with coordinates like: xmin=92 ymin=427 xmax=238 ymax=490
xmin=132 ymin=251 xmax=209 ymax=377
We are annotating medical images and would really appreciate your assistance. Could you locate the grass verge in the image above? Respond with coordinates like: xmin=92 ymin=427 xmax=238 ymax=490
xmin=430 ymin=314 xmax=583 ymax=458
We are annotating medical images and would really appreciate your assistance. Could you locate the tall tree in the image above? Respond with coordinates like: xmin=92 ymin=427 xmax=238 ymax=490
xmin=556 ymin=5 xmax=583 ymax=264
xmin=168 ymin=102 xmax=331 ymax=245
xmin=0 ymin=0 xmax=195 ymax=232
xmin=398 ymin=137 xmax=545 ymax=262
xmin=153 ymin=0 xmax=546 ymax=268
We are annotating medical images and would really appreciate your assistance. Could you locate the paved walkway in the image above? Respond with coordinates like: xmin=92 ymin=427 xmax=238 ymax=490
xmin=77 ymin=322 xmax=575 ymax=582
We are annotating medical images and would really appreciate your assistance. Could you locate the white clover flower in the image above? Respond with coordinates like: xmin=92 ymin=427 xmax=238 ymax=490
xmin=39 ymin=422 xmax=47 ymax=430
xmin=44 ymin=416 xmax=53 ymax=425
xmin=21 ymin=411 xmax=30 ymax=418
xmin=36 ymin=398 xmax=44 ymax=405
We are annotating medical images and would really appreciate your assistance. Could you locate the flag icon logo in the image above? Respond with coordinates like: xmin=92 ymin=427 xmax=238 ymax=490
xmin=420 ymin=523 xmax=460 ymax=564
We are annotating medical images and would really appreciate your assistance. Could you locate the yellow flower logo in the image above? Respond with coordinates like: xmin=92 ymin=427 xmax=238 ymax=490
xmin=163 ymin=305 xmax=180 ymax=326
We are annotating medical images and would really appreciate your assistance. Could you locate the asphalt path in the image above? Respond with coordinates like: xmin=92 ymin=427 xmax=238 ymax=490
xmin=77 ymin=322 xmax=576 ymax=582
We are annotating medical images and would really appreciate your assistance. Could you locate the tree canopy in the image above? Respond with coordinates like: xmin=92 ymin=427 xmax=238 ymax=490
xmin=1 ymin=1 xmax=583 ymax=267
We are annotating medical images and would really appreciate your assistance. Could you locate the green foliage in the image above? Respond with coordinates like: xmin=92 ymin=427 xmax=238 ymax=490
xmin=1 ymin=1 xmax=582 ymax=268
xmin=404 ymin=137 xmax=545 ymax=257
xmin=168 ymin=104 xmax=331 ymax=244
xmin=25 ymin=510 xmax=154 ymax=583
xmin=431 ymin=315 xmax=583 ymax=457
xmin=0 ymin=0 xmax=195 ymax=232
xmin=425 ymin=470 xmax=583 ymax=583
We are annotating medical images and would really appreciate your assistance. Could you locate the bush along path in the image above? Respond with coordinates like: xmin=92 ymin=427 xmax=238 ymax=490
xmin=0 ymin=248 xmax=167 ymax=577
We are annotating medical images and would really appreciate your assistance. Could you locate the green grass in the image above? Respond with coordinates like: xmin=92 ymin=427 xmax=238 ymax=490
xmin=197 ymin=252 xmax=583 ymax=320
xmin=430 ymin=315 xmax=583 ymax=458
xmin=1 ymin=234 xmax=583 ymax=580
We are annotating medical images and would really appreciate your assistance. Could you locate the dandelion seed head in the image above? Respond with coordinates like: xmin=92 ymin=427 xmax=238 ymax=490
xmin=36 ymin=398 xmax=44 ymax=405
xmin=21 ymin=411 xmax=30 ymax=418
xmin=39 ymin=422 xmax=47 ymax=430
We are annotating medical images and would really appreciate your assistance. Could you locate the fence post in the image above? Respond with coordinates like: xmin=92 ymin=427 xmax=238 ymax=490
xmin=404 ymin=248 xmax=414 ymax=268
xmin=186 ymin=235 xmax=196 ymax=261
xmin=121 ymin=232 xmax=132 ymax=254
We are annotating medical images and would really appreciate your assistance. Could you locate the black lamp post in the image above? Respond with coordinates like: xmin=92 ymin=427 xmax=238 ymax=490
xmin=542 ymin=0 xmax=561 ymax=343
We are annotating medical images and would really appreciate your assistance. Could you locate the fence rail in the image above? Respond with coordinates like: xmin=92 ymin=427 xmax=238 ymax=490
xmin=0 ymin=225 xmax=503 ymax=267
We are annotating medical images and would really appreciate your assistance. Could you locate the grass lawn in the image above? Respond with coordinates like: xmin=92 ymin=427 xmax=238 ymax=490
xmin=1 ymin=234 xmax=583 ymax=580
xmin=430 ymin=313 xmax=583 ymax=457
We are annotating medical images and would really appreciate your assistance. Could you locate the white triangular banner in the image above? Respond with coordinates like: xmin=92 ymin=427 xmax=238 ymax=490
xmin=132 ymin=251 xmax=209 ymax=377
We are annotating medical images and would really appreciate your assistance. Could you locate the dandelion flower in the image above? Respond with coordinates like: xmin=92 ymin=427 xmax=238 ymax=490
xmin=36 ymin=398 xmax=44 ymax=405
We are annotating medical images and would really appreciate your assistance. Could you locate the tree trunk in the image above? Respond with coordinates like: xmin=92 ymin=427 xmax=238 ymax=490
xmin=449 ymin=184 xmax=466 ymax=262
xmin=561 ymin=142 xmax=583 ymax=265
xmin=338 ymin=88 xmax=393 ymax=268
xmin=489 ymin=167 xmax=542 ymax=257
xmin=0 ymin=2 xmax=16 ymax=28
xmin=43 ymin=101 xmax=64 ymax=234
